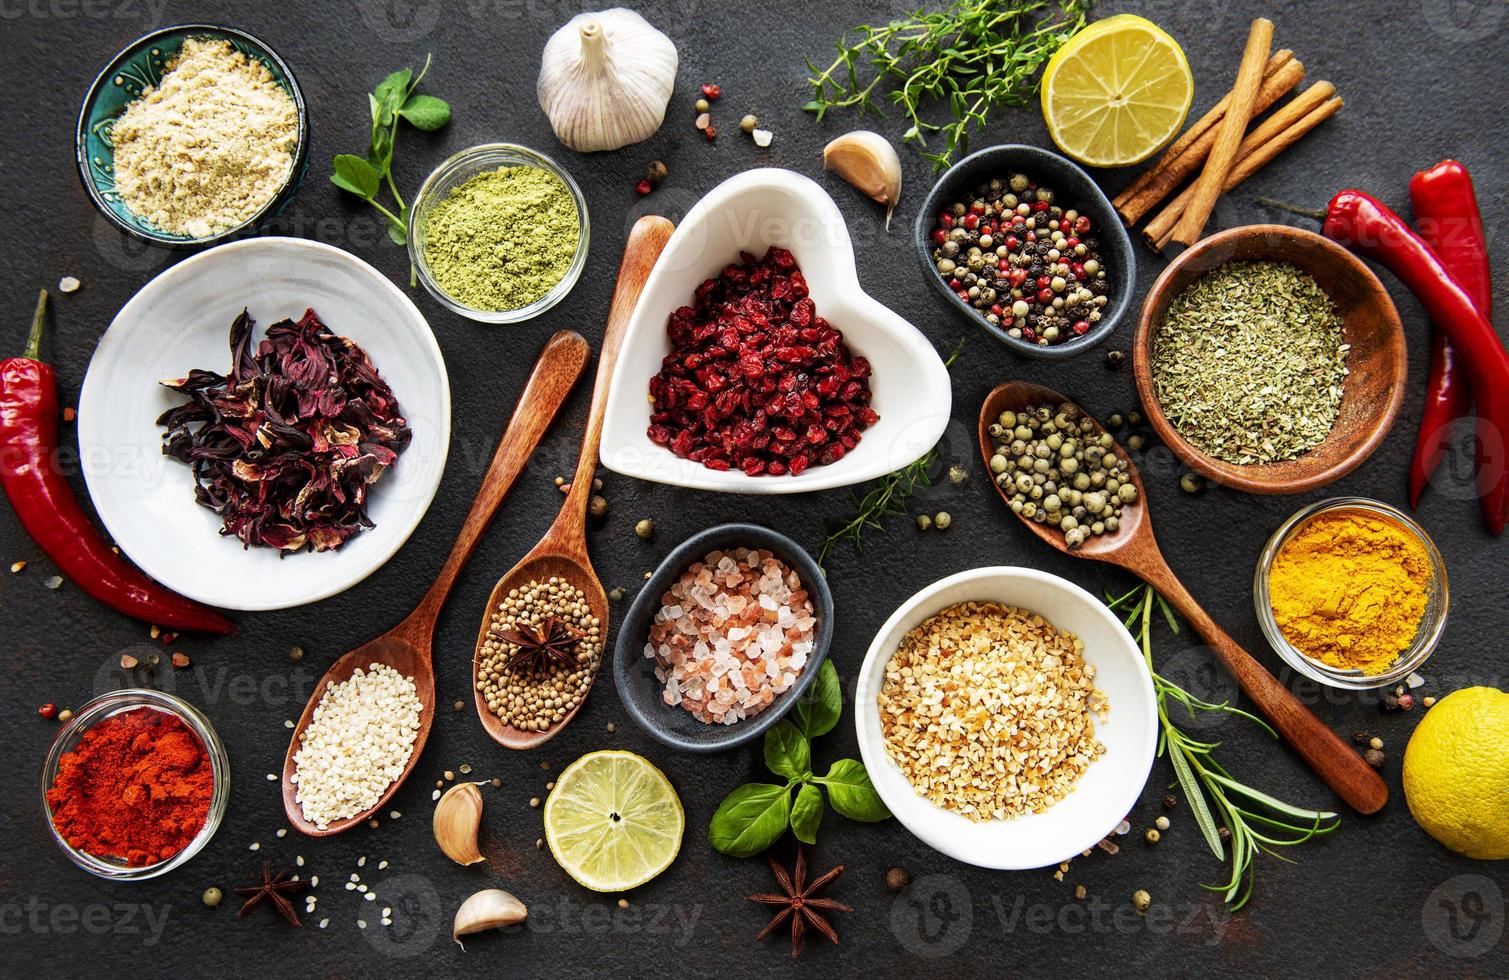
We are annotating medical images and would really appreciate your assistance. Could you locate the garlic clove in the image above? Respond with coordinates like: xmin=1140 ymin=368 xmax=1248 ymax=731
xmin=433 ymin=782 xmax=485 ymax=866
xmin=823 ymin=131 xmax=903 ymax=230
xmin=453 ymin=889 xmax=527 ymax=949
xmin=537 ymin=9 xmax=679 ymax=153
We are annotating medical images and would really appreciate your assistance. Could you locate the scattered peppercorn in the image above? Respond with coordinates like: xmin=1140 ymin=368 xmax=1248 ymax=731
xmin=536 ymin=838 xmax=544 ymax=850
xmin=1397 ymin=692 xmax=1415 ymax=711
xmin=1106 ymin=413 xmax=1124 ymax=428
xmin=1179 ymin=472 xmax=1205 ymax=494
xmin=1423 ymin=696 xmax=1436 ymax=708
xmin=38 ymin=703 xmax=57 ymax=720
xmin=1073 ymin=885 xmax=1087 ymax=900
xmin=589 ymin=495 xmax=609 ymax=519
xmin=491 ymin=777 xmax=502 ymax=788
xmin=10 ymin=560 xmax=25 ymax=573
xmin=608 ymin=587 xmax=625 ymax=602
xmin=1364 ymin=748 xmax=1386 ymax=769
xmin=933 ymin=511 xmax=952 ymax=530
xmin=645 ymin=161 xmax=667 ymax=187
xmin=1369 ymin=736 xmax=1384 ymax=750
xmin=618 ymin=898 xmax=629 ymax=909
xmin=1162 ymin=793 xmax=1177 ymax=809
xmin=916 ymin=514 xmax=933 ymax=531
xmin=289 ymin=645 xmax=304 ymax=662
xmin=1154 ymin=815 xmax=1170 ymax=831
xmin=704 ymin=125 xmax=717 ymax=141
xmin=202 ymin=886 xmax=223 ymax=908
xmin=58 ymin=708 xmax=73 ymax=722
xmin=454 ymin=700 xmax=464 ymax=711
xmin=1144 ymin=828 xmax=1161 ymax=845
xmin=1352 ymin=730 xmax=1370 ymax=744
xmin=1218 ymin=826 xmax=1231 ymax=841
xmin=948 ymin=464 xmax=967 ymax=484
xmin=1132 ymin=889 xmax=1151 ymax=914
xmin=634 ymin=519 xmax=655 ymax=540
xmin=635 ymin=179 xmax=653 ymax=196
xmin=694 ymin=97 xmax=710 ymax=113
xmin=700 ymin=83 xmax=721 ymax=100
xmin=885 ymin=867 xmax=910 ymax=891
xmin=171 ymin=652 xmax=191 ymax=668
xmin=1106 ymin=350 xmax=1126 ymax=370
xmin=529 ymin=797 xmax=541 ymax=808
xmin=740 ymin=114 xmax=758 ymax=134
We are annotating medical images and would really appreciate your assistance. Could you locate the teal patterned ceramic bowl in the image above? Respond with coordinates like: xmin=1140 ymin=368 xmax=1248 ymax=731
xmin=75 ymin=24 xmax=309 ymax=248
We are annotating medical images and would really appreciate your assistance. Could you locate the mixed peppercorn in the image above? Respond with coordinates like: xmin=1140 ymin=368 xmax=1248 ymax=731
xmin=928 ymin=173 xmax=1110 ymax=346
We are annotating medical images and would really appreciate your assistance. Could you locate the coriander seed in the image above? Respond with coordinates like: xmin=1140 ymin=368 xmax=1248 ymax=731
xmin=885 ymin=867 xmax=911 ymax=891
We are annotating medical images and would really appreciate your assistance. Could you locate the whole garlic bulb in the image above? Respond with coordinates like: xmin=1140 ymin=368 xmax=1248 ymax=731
xmin=538 ymin=9 xmax=678 ymax=153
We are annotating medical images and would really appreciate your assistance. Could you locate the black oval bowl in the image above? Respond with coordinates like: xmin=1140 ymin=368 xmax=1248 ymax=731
xmin=613 ymin=523 xmax=833 ymax=753
xmin=914 ymin=144 xmax=1136 ymax=360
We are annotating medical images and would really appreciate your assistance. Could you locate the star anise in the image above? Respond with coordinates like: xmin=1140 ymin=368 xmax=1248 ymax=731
xmin=235 ymin=862 xmax=309 ymax=926
xmin=747 ymin=846 xmax=853 ymax=959
xmin=489 ymin=614 xmax=584 ymax=674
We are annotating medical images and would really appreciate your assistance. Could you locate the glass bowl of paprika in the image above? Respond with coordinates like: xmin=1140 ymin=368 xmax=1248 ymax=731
xmin=1253 ymin=497 xmax=1449 ymax=691
xmin=40 ymin=689 xmax=229 ymax=880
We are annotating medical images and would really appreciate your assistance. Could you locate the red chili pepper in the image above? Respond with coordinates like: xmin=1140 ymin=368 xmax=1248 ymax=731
xmin=1323 ymin=191 xmax=1509 ymax=534
xmin=0 ymin=291 xmax=234 ymax=632
xmin=1407 ymin=160 xmax=1492 ymax=508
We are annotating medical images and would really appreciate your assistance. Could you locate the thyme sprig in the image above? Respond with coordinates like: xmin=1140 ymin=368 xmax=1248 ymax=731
xmin=804 ymin=0 xmax=1093 ymax=170
xmin=816 ymin=343 xmax=962 ymax=569
xmin=1108 ymin=584 xmax=1340 ymax=911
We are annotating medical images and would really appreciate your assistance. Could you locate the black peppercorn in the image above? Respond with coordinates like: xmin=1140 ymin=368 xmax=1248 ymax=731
xmin=1105 ymin=350 xmax=1126 ymax=370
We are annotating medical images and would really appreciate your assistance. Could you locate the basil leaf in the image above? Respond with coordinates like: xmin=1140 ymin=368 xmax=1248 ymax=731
xmin=708 ymin=783 xmax=791 ymax=857
xmin=763 ymin=720 xmax=810 ymax=779
xmin=815 ymin=758 xmax=890 ymax=822
xmin=330 ymin=155 xmax=380 ymax=200
xmin=399 ymin=94 xmax=451 ymax=131
xmin=794 ymin=660 xmax=842 ymax=739
xmin=789 ymin=783 xmax=824 ymax=845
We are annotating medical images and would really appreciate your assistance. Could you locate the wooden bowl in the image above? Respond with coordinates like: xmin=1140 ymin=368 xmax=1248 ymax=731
xmin=1132 ymin=225 xmax=1405 ymax=494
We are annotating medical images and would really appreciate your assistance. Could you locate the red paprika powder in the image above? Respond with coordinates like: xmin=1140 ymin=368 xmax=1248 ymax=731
xmin=47 ymin=707 xmax=213 ymax=866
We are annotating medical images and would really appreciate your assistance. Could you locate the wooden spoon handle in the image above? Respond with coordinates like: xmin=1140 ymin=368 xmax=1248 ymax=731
xmin=1139 ymin=560 xmax=1389 ymax=814
xmin=549 ymin=215 xmax=676 ymax=552
xmin=411 ymin=331 xmax=591 ymax=625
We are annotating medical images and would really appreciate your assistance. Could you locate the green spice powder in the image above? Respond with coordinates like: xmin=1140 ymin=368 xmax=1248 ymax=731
xmin=1150 ymin=261 xmax=1349 ymax=465
xmin=421 ymin=165 xmax=579 ymax=312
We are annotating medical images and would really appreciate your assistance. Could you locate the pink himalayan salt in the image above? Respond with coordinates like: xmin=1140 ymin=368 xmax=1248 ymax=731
xmin=644 ymin=548 xmax=816 ymax=725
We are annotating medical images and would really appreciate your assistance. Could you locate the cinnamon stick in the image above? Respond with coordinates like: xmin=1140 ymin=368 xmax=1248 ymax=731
xmin=1114 ymin=55 xmax=1304 ymax=226
xmin=1144 ymin=94 xmax=1344 ymax=250
xmin=1170 ymin=18 xmax=1274 ymax=248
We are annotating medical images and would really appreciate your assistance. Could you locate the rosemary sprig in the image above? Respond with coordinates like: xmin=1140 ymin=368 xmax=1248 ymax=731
xmin=1108 ymin=584 xmax=1340 ymax=911
xmin=804 ymin=0 xmax=1093 ymax=170
xmin=816 ymin=343 xmax=962 ymax=569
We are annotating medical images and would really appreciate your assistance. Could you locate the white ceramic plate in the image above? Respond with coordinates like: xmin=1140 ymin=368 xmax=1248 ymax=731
xmin=77 ymin=238 xmax=450 ymax=611
xmin=856 ymin=567 xmax=1157 ymax=870
xmin=600 ymin=168 xmax=952 ymax=494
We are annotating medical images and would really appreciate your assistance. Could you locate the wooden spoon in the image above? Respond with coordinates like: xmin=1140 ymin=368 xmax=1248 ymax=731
xmin=281 ymin=330 xmax=592 ymax=836
xmin=472 ymin=215 xmax=676 ymax=749
xmin=978 ymin=381 xmax=1388 ymax=815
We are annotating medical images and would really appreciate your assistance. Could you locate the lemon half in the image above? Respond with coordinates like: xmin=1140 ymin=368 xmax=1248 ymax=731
xmin=543 ymin=750 xmax=685 ymax=891
xmin=1402 ymin=687 xmax=1509 ymax=860
xmin=1042 ymin=15 xmax=1194 ymax=167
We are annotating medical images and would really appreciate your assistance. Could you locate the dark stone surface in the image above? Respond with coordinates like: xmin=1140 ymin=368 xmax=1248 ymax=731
xmin=3 ymin=1 xmax=1506 ymax=976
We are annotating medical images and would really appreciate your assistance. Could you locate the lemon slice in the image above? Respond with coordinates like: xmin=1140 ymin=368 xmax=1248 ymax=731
xmin=543 ymin=750 xmax=684 ymax=892
xmin=1042 ymin=14 xmax=1194 ymax=167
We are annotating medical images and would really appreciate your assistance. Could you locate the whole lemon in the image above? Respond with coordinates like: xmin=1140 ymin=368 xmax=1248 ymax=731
xmin=1402 ymin=687 xmax=1509 ymax=860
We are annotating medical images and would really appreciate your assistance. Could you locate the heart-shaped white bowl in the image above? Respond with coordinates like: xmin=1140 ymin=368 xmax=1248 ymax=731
xmin=600 ymin=169 xmax=952 ymax=494
xmin=856 ymin=566 xmax=1157 ymax=870
xmin=77 ymin=237 xmax=450 ymax=611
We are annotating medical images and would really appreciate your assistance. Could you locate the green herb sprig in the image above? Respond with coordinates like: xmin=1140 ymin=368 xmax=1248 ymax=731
xmin=804 ymin=0 xmax=1093 ymax=170
xmin=330 ymin=55 xmax=451 ymax=248
xmin=816 ymin=342 xmax=962 ymax=569
xmin=1109 ymin=584 xmax=1340 ymax=911
xmin=709 ymin=661 xmax=890 ymax=857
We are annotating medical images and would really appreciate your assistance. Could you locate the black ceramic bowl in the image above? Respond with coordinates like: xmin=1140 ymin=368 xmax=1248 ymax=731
xmin=914 ymin=144 xmax=1136 ymax=359
xmin=613 ymin=523 xmax=833 ymax=753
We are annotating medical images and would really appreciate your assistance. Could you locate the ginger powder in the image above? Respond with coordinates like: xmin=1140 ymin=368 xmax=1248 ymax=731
xmin=110 ymin=37 xmax=298 ymax=237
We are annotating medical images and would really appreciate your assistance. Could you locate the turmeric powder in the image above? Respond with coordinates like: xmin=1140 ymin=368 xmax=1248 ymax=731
xmin=1268 ymin=511 xmax=1430 ymax=675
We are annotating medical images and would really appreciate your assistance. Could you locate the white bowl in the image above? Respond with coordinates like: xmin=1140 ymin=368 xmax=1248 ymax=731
xmin=77 ymin=237 xmax=450 ymax=611
xmin=856 ymin=566 xmax=1157 ymax=870
xmin=599 ymin=169 xmax=952 ymax=494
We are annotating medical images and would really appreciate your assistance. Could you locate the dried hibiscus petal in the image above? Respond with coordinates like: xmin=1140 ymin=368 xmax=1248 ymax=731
xmin=157 ymin=308 xmax=410 ymax=555
xmin=646 ymin=247 xmax=877 ymax=477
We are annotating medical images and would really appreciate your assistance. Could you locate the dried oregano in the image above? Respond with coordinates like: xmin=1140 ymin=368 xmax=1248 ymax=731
xmin=1150 ymin=261 xmax=1349 ymax=465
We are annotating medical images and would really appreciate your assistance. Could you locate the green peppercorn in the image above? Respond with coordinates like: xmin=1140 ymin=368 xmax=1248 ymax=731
xmin=202 ymin=887 xmax=223 ymax=908
xmin=695 ymin=98 xmax=710 ymax=113
xmin=1179 ymin=472 xmax=1205 ymax=494
xmin=634 ymin=519 xmax=655 ymax=540
xmin=916 ymin=514 xmax=933 ymax=531
xmin=934 ymin=512 xmax=952 ymax=530
xmin=740 ymin=114 xmax=758 ymax=133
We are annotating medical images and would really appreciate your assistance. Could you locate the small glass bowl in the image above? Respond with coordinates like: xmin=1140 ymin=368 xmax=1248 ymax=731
xmin=41 ymin=689 xmax=229 ymax=879
xmin=408 ymin=143 xmax=590 ymax=323
xmin=1253 ymin=497 xmax=1449 ymax=690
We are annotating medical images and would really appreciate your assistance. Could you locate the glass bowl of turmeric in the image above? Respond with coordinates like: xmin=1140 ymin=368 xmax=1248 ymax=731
xmin=1253 ymin=497 xmax=1449 ymax=690
xmin=40 ymin=689 xmax=229 ymax=880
